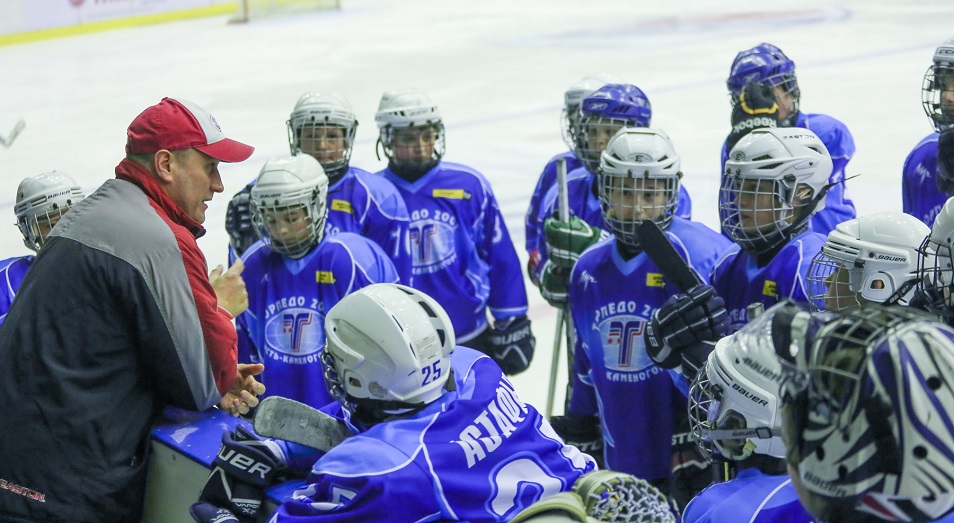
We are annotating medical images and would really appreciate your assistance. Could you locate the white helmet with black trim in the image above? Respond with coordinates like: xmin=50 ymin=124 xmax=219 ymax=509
xmin=15 ymin=170 xmax=85 ymax=252
xmin=321 ymin=283 xmax=456 ymax=423
xmin=922 ymin=37 xmax=954 ymax=132
xmin=688 ymin=301 xmax=789 ymax=462
xmin=807 ymin=213 xmax=928 ymax=312
xmin=286 ymin=92 xmax=357 ymax=183
xmin=779 ymin=305 xmax=954 ymax=522
xmin=561 ymin=73 xmax=626 ymax=151
xmin=249 ymin=154 xmax=329 ymax=259
xmin=721 ymin=127 xmax=833 ymax=254
xmin=598 ymin=127 xmax=682 ymax=247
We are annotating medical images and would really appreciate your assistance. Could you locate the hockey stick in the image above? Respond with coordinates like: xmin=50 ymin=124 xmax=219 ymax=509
xmin=0 ymin=119 xmax=25 ymax=148
xmin=637 ymin=219 xmax=700 ymax=293
xmin=253 ymin=396 xmax=352 ymax=451
xmin=545 ymin=157 xmax=569 ymax=418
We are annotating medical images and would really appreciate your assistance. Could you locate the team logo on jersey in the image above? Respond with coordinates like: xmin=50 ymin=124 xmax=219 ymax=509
xmin=600 ymin=314 xmax=653 ymax=372
xmin=263 ymin=307 xmax=324 ymax=358
xmin=646 ymin=273 xmax=664 ymax=287
xmin=762 ymin=280 xmax=778 ymax=297
xmin=409 ymin=215 xmax=457 ymax=274
xmin=330 ymin=199 xmax=353 ymax=214
xmin=432 ymin=189 xmax=471 ymax=200
xmin=316 ymin=271 xmax=335 ymax=284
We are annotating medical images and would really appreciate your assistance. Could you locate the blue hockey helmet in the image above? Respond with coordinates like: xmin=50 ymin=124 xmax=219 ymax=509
xmin=727 ymin=43 xmax=799 ymax=111
xmin=576 ymin=84 xmax=652 ymax=173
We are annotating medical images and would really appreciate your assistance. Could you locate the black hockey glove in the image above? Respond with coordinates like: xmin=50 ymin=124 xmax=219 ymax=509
xmin=195 ymin=425 xmax=281 ymax=523
xmin=190 ymin=502 xmax=240 ymax=523
xmin=485 ymin=316 xmax=536 ymax=375
xmin=225 ymin=184 xmax=257 ymax=258
xmin=645 ymin=285 xmax=728 ymax=376
xmin=550 ymin=415 xmax=604 ymax=468
xmin=937 ymin=127 xmax=954 ymax=197
xmin=725 ymin=82 xmax=780 ymax=152
xmin=540 ymin=260 xmax=569 ymax=307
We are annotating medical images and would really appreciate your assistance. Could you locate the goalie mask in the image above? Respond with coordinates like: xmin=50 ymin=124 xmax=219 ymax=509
xmin=375 ymin=88 xmax=445 ymax=180
xmin=321 ymin=284 xmax=456 ymax=423
xmin=576 ymin=84 xmax=652 ymax=174
xmin=727 ymin=43 xmax=799 ymax=125
xmin=15 ymin=171 xmax=85 ymax=252
xmin=721 ymin=127 xmax=833 ymax=254
xmin=922 ymin=37 xmax=954 ymax=133
xmin=250 ymin=155 xmax=329 ymax=259
xmin=778 ymin=305 xmax=954 ymax=523
xmin=598 ymin=127 xmax=681 ymax=248
xmin=561 ymin=73 xmax=625 ymax=152
xmin=688 ymin=301 xmax=790 ymax=462
xmin=807 ymin=213 xmax=928 ymax=312
xmin=287 ymin=92 xmax=357 ymax=185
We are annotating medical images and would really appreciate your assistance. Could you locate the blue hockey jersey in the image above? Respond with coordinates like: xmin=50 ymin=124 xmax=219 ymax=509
xmin=683 ymin=468 xmax=813 ymax=523
xmin=325 ymin=166 xmax=413 ymax=285
xmin=0 ymin=256 xmax=32 ymax=326
xmin=267 ymin=346 xmax=596 ymax=523
xmin=566 ymin=221 xmax=730 ymax=480
xmin=710 ymin=229 xmax=826 ymax=333
xmin=380 ymin=161 xmax=528 ymax=342
xmin=721 ymin=112 xmax=856 ymax=238
xmin=237 ymin=233 xmax=399 ymax=408
xmin=903 ymin=132 xmax=946 ymax=227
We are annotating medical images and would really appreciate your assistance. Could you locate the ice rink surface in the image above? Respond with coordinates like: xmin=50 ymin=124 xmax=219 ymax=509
xmin=1 ymin=0 xmax=952 ymax=413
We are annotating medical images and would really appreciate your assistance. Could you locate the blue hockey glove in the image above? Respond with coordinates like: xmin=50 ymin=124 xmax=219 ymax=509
xmin=540 ymin=260 xmax=569 ymax=307
xmin=190 ymin=501 xmax=240 ymax=523
xmin=544 ymin=215 xmax=603 ymax=270
xmin=485 ymin=315 xmax=535 ymax=375
xmin=550 ymin=415 xmax=604 ymax=469
xmin=225 ymin=184 xmax=257 ymax=258
xmin=726 ymin=81 xmax=780 ymax=152
xmin=644 ymin=285 xmax=728 ymax=377
xmin=197 ymin=425 xmax=280 ymax=522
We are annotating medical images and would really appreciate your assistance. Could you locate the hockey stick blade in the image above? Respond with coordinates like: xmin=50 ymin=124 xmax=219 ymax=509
xmin=637 ymin=220 xmax=700 ymax=294
xmin=0 ymin=119 xmax=25 ymax=148
xmin=253 ymin=396 xmax=352 ymax=451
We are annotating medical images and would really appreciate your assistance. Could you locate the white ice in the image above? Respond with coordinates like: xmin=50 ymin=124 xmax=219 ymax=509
xmin=1 ymin=0 xmax=952 ymax=413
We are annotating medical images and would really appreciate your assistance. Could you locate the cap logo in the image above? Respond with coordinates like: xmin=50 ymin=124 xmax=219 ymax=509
xmin=209 ymin=113 xmax=222 ymax=133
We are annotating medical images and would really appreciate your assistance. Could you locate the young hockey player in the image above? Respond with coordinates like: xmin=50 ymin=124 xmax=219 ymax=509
xmin=192 ymin=283 xmax=596 ymax=523
xmin=805 ymin=212 xmax=928 ymax=312
xmin=683 ymin=301 xmax=813 ymax=523
xmin=723 ymin=43 xmax=855 ymax=238
xmin=0 ymin=171 xmax=85 ymax=323
xmin=374 ymin=88 xmax=534 ymax=375
xmin=903 ymin=38 xmax=954 ymax=226
xmin=226 ymin=92 xmax=413 ymax=285
xmin=556 ymin=128 xmax=730 ymax=508
xmin=237 ymin=154 xmax=399 ymax=408
xmin=524 ymin=74 xmax=692 ymax=282
xmin=775 ymin=305 xmax=954 ymax=522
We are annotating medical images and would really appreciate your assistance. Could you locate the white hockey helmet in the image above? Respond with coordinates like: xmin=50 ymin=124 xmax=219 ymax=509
xmin=561 ymin=73 xmax=626 ymax=151
xmin=249 ymin=154 xmax=329 ymax=259
xmin=286 ymin=92 xmax=357 ymax=183
xmin=15 ymin=171 xmax=85 ymax=252
xmin=321 ymin=284 xmax=456 ymax=420
xmin=922 ymin=37 xmax=954 ymax=132
xmin=808 ymin=213 xmax=929 ymax=312
xmin=721 ymin=127 xmax=833 ymax=254
xmin=598 ymin=127 xmax=682 ymax=247
xmin=375 ymin=88 xmax=445 ymax=175
xmin=781 ymin=305 xmax=954 ymax=522
xmin=916 ymin=196 xmax=954 ymax=318
xmin=688 ymin=301 xmax=790 ymax=462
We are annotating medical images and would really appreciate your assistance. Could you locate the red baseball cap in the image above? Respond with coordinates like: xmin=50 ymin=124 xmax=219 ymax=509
xmin=126 ymin=97 xmax=254 ymax=163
